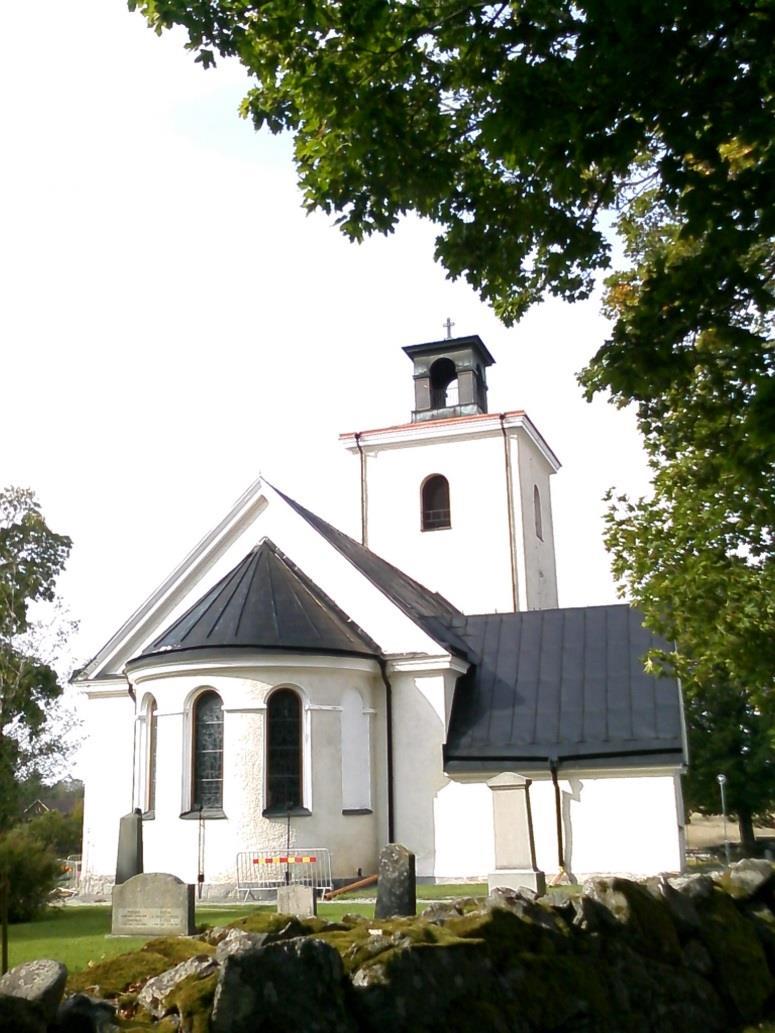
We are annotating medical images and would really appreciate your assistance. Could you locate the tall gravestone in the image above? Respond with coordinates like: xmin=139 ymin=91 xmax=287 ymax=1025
xmin=487 ymin=772 xmax=546 ymax=895
xmin=374 ymin=843 xmax=416 ymax=918
xmin=115 ymin=809 xmax=144 ymax=885
xmin=111 ymin=873 xmax=196 ymax=936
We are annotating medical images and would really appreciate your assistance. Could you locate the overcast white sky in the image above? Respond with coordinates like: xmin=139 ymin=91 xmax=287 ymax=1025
xmin=1 ymin=1 xmax=651 ymax=734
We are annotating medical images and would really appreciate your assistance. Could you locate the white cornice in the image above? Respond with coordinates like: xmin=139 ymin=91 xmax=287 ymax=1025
xmin=386 ymin=654 xmax=469 ymax=676
xmin=81 ymin=679 xmax=131 ymax=700
xmin=340 ymin=411 xmax=560 ymax=471
xmin=126 ymin=651 xmax=382 ymax=684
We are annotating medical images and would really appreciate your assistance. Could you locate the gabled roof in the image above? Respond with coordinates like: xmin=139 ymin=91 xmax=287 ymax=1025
xmin=443 ymin=605 xmax=685 ymax=772
xmin=271 ymin=484 xmax=472 ymax=659
xmin=130 ymin=538 xmax=380 ymax=664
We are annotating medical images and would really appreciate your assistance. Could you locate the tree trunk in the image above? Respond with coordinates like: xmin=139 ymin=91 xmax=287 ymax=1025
xmin=737 ymin=808 xmax=756 ymax=856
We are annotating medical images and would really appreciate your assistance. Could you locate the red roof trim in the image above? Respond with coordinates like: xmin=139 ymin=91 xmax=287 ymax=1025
xmin=339 ymin=410 xmax=527 ymax=440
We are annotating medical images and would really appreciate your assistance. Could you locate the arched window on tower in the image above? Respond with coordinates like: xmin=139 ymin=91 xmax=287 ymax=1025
xmin=429 ymin=357 xmax=458 ymax=409
xmin=192 ymin=690 xmax=224 ymax=810
xmin=534 ymin=485 xmax=543 ymax=541
xmin=421 ymin=474 xmax=451 ymax=531
xmin=143 ymin=694 xmax=158 ymax=815
xmin=266 ymin=688 xmax=303 ymax=812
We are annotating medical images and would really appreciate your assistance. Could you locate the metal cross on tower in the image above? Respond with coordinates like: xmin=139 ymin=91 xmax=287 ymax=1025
xmin=443 ymin=317 xmax=455 ymax=339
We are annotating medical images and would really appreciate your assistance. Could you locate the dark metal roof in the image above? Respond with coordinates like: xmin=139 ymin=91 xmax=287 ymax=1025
xmin=402 ymin=335 xmax=496 ymax=366
xmin=443 ymin=605 xmax=685 ymax=772
xmin=133 ymin=538 xmax=380 ymax=663
xmin=272 ymin=485 xmax=471 ymax=658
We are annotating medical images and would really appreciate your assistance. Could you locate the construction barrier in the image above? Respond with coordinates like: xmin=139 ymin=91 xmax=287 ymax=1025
xmin=57 ymin=855 xmax=81 ymax=891
xmin=235 ymin=849 xmax=333 ymax=902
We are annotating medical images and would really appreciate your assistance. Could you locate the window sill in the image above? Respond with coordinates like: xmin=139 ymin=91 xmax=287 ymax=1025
xmin=179 ymin=808 xmax=227 ymax=820
xmin=342 ymin=808 xmax=373 ymax=816
xmin=262 ymin=806 xmax=312 ymax=818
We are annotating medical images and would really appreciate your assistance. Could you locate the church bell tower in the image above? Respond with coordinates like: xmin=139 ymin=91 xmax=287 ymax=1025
xmin=405 ymin=335 xmax=494 ymax=422
xmin=340 ymin=335 xmax=560 ymax=614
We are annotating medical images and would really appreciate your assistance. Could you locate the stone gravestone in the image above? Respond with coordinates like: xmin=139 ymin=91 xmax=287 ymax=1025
xmin=487 ymin=772 xmax=546 ymax=895
xmin=277 ymin=883 xmax=317 ymax=917
xmin=374 ymin=843 xmax=416 ymax=918
xmin=115 ymin=808 xmax=144 ymax=885
xmin=112 ymin=873 xmax=195 ymax=936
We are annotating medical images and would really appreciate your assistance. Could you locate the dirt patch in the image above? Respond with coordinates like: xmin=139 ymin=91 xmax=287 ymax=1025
xmin=686 ymin=813 xmax=775 ymax=852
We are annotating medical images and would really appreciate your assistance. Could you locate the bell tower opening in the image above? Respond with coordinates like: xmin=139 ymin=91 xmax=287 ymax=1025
xmin=403 ymin=334 xmax=494 ymax=422
xmin=430 ymin=358 xmax=458 ymax=409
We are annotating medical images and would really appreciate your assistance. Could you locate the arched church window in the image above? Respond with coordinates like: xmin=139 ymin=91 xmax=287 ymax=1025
xmin=143 ymin=694 xmax=158 ymax=814
xmin=192 ymin=690 xmax=224 ymax=810
xmin=429 ymin=357 xmax=458 ymax=409
xmin=534 ymin=485 xmax=543 ymax=541
xmin=266 ymin=688 xmax=303 ymax=811
xmin=340 ymin=687 xmax=371 ymax=812
xmin=422 ymin=474 xmax=451 ymax=531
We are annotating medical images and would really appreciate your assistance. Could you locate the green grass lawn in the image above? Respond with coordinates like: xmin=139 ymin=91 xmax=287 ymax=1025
xmin=6 ymin=902 xmax=376 ymax=973
xmin=5 ymin=883 xmax=496 ymax=974
xmin=333 ymin=881 xmax=488 ymax=901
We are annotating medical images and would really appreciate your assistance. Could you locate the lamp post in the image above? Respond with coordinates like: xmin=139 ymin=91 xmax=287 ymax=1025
xmin=717 ymin=773 xmax=731 ymax=866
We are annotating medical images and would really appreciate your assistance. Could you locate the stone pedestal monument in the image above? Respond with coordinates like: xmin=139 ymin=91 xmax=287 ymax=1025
xmin=487 ymin=772 xmax=546 ymax=895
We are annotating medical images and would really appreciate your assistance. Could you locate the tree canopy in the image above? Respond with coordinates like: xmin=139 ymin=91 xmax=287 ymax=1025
xmin=0 ymin=488 xmax=72 ymax=829
xmin=130 ymin=0 xmax=773 ymax=397
xmin=683 ymin=677 xmax=775 ymax=850
xmin=130 ymin=1 xmax=774 ymax=724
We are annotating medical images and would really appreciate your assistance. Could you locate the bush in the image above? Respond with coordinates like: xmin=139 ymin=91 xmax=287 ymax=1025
xmin=0 ymin=826 xmax=60 ymax=922
xmin=25 ymin=801 xmax=83 ymax=857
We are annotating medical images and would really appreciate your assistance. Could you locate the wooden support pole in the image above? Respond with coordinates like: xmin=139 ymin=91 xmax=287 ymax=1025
xmin=322 ymin=873 xmax=377 ymax=901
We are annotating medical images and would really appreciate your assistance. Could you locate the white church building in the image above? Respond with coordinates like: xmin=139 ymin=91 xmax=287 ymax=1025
xmin=75 ymin=335 xmax=687 ymax=894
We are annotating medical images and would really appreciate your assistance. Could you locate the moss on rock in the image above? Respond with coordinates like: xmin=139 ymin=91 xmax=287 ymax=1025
xmin=505 ymin=952 xmax=613 ymax=1031
xmin=67 ymin=935 xmax=214 ymax=998
xmin=445 ymin=904 xmax=563 ymax=966
xmin=166 ymin=970 xmax=218 ymax=1033
xmin=350 ymin=936 xmax=496 ymax=1033
xmin=696 ymin=888 xmax=774 ymax=1022
xmin=586 ymin=877 xmax=682 ymax=964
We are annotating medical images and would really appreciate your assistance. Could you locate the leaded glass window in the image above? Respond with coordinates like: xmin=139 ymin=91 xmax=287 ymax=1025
xmin=193 ymin=691 xmax=223 ymax=810
xmin=267 ymin=689 xmax=302 ymax=810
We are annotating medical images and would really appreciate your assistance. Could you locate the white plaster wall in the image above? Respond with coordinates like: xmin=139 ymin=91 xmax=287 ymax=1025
xmin=82 ymin=657 xmax=385 ymax=887
xmin=515 ymin=434 xmax=558 ymax=610
xmin=361 ymin=433 xmax=516 ymax=615
xmin=526 ymin=771 xmax=684 ymax=877
xmin=432 ymin=772 xmax=682 ymax=881
xmin=80 ymin=690 xmax=135 ymax=886
xmin=390 ymin=668 xmax=450 ymax=877
xmin=356 ymin=424 xmax=559 ymax=617
xmin=433 ymin=781 xmax=495 ymax=878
